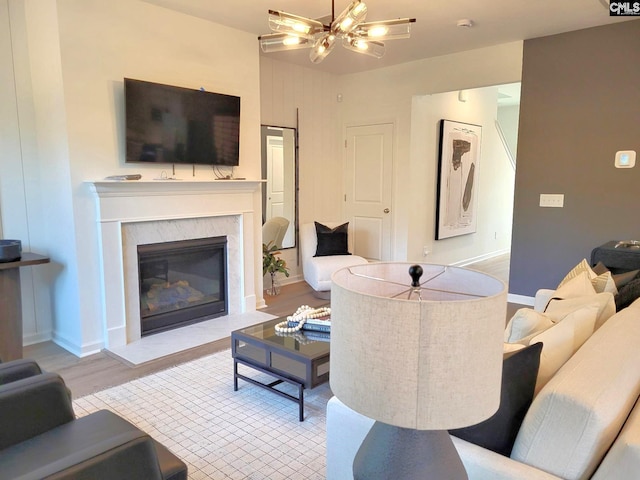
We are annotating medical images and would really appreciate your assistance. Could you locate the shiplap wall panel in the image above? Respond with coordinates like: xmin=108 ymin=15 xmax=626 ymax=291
xmin=260 ymin=57 xmax=341 ymax=279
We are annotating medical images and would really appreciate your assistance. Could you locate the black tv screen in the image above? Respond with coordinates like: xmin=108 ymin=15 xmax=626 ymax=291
xmin=124 ymin=78 xmax=240 ymax=166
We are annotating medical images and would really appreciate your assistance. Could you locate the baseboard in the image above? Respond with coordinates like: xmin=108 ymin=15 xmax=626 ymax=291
xmin=52 ymin=332 xmax=103 ymax=358
xmin=452 ymin=248 xmax=511 ymax=267
xmin=23 ymin=331 xmax=52 ymax=347
xmin=281 ymin=273 xmax=303 ymax=285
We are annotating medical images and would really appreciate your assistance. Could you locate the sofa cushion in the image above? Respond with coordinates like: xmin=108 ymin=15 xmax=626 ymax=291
xmin=527 ymin=304 xmax=598 ymax=394
xmin=545 ymin=292 xmax=615 ymax=331
xmin=511 ymin=302 xmax=640 ymax=480
xmin=591 ymin=397 xmax=640 ymax=480
xmin=314 ymin=222 xmax=351 ymax=257
xmin=504 ymin=309 xmax=554 ymax=343
xmin=450 ymin=343 xmax=543 ymax=457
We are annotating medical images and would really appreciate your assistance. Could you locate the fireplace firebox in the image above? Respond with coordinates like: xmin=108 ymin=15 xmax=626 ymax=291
xmin=137 ymin=236 xmax=227 ymax=336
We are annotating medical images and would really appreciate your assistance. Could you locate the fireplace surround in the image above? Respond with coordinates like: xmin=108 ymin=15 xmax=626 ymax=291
xmin=89 ymin=180 xmax=263 ymax=349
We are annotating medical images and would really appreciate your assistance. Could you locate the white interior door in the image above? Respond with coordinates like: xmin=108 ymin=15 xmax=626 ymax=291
xmin=344 ymin=123 xmax=394 ymax=261
xmin=266 ymin=135 xmax=284 ymax=219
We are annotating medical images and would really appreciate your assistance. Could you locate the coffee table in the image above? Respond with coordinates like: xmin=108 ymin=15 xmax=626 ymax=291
xmin=231 ymin=317 xmax=330 ymax=421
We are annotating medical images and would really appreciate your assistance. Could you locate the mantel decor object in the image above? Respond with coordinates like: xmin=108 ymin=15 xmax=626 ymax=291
xmin=330 ymin=262 xmax=507 ymax=479
xmin=0 ymin=239 xmax=22 ymax=263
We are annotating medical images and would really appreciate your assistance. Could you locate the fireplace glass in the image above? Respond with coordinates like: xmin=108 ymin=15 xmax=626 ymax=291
xmin=137 ymin=236 xmax=227 ymax=336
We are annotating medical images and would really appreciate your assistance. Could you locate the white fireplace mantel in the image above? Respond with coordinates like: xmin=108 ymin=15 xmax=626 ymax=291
xmin=88 ymin=179 xmax=264 ymax=348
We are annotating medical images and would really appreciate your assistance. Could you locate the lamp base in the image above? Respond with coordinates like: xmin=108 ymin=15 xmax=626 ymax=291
xmin=353 ymin=422 xmax=468 ymax=479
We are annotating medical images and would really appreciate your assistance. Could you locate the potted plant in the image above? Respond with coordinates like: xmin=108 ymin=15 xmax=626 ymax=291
xmin=263 ymin=241 xmax=290 ymax=296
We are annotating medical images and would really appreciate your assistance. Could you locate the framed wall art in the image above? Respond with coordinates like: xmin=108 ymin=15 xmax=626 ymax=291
xmin=436 ymin=119 xmax=482 ymax=240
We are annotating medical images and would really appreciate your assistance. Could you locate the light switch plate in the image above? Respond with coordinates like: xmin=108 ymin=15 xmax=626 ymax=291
xmin=615 ymin=150 xmax=636 ymax=168
xmin=540 ymin=194 xmax=564 ymax=208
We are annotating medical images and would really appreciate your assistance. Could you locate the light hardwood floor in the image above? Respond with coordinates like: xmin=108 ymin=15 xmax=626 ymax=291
xmin=25 ymin=253 xmax=519 ymax=398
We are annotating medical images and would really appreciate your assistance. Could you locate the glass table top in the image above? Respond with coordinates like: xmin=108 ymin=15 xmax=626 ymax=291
xmin=233 ymin=318 xmax=330 ymax=356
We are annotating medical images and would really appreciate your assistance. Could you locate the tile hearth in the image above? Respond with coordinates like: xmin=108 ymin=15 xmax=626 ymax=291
xmin=106 ymin=311 xmax=276 ymax=366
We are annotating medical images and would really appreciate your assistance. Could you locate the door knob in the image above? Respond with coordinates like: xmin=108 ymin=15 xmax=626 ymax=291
xmin=384 ymin=208 xmax=390 ymax=214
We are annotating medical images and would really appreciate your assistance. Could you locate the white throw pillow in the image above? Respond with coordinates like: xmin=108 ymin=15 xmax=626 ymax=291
xmin=528 ymin=304 xmax=599 ymax=394
xmin=504 ymin=308 xmax=554 ymax=343
xmin=557 ymin=259 xmax=618 ymax=295
xmin=591 ymin=271 xmax=618 ymax=295
xmin=552 ymin=271 xmax=596 ymax=300
xmin=557 ymin=259 xmax=594 ymax=288
xmin=545 ymin=292 xmax=616 ymax=331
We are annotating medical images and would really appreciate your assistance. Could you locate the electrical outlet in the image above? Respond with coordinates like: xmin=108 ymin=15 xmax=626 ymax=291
xmin=539 ymin=194 xmax=564 ymax=208
xmin=423 ymin=246 xmax=430 ymax=257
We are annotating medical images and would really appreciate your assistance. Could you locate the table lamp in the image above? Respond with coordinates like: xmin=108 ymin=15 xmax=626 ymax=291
xmin=330 ymin=262 xmax=507 ymax=479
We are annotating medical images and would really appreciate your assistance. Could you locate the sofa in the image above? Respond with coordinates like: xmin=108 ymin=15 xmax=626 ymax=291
xmin=326 ymin=288 xmax=640 ymax=479
xmin=0 ymin=361 xmax=187 ymax=480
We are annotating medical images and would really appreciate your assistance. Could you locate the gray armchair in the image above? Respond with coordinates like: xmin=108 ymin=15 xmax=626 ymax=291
xmin=0 ymin=366 xmax=187 ymax=480
xmin=0 ymin=358 xmax=43 ymax=385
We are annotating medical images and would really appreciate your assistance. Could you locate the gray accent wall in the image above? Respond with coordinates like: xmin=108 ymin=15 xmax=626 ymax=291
xmin=509 ymin=20 xmax=640 ymax=297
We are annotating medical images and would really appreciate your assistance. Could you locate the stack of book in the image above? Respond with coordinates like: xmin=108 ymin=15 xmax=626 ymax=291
xmin=287 ymin=318 xmax=331 ymax=334
xmin=303 ymin=330 xmax=330 ymax=342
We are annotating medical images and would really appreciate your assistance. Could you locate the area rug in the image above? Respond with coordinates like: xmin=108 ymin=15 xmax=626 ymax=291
xmin=73 ymin=348 xmax=332 ymax=479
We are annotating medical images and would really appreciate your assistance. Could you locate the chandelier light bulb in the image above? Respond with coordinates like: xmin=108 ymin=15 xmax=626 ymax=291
xmin=292 ymin=22 xmax=310 ymax=34
xmin=310 ymin=33 xmax=336 ymax=63
xmin=268 ymin=10 xmax=324 ymax=39
xmin=367 ymin=25 xmax=389 ymax=37
xmin=332 ymin=0 xmax=368 ymax=35
xmin=340 ymin=17 xmax=354 ymax=31
xmin=283 ymin=35 xmax=302 ymax=46
xmin=351 ymin=38 xmax=368 ymax=50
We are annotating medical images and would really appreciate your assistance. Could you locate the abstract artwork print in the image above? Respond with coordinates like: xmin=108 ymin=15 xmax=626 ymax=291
xmin=436 ymin=119 xmax=482 ymax=240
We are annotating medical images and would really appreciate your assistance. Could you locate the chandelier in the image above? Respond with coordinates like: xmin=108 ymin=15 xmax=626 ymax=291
xmin=259 ymin=0 xmax=416 ymax=64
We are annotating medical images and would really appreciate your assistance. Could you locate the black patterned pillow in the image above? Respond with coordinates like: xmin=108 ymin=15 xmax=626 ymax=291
xmin=314 ymin=222 xmax=351 ymax=257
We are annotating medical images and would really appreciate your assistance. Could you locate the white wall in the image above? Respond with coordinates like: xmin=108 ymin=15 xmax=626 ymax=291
xmin=3 ymin=0 xmax=262 ymax=355
xmin=0 ymin=0 xmax=54 ymax=346
xmin=409 ymin=88 xmax=515 ymax=265
xmin=337 ymin=42 xmax=523 ymax=264
xmin=260 ymin=57 xmax=341 ymax=284
xmin=498 ymin=104 xmax=520 ymax=160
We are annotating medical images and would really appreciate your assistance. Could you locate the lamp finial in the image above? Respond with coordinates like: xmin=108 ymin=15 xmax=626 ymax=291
xmin=408 ymin=264 xmax=423 ymax=287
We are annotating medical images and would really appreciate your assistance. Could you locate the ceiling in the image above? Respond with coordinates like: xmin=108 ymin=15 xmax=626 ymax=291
xmin=142 ymin=0 xmax=632 ymax=75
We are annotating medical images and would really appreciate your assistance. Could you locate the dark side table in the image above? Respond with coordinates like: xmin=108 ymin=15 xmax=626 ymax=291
xmin=0 ymin=253 xmax=50 ymax=361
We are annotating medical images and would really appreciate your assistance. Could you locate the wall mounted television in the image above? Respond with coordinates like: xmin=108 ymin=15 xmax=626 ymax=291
xmin=124 ymin=78 xmax=240 ymax=166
